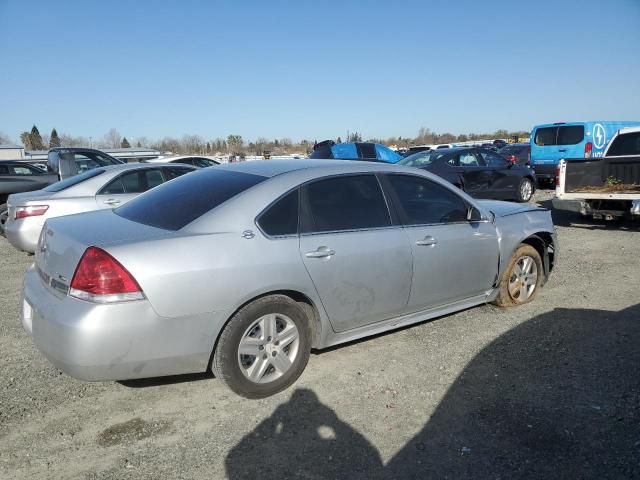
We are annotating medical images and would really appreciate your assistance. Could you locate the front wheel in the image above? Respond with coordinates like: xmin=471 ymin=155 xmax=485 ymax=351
xmin=494 ymin=244 xmax=543 ymax=307
xmin=516 ymin=178 xmax=535 ymax=202
xmin=212 ymin=295 xmax=312 ymax=399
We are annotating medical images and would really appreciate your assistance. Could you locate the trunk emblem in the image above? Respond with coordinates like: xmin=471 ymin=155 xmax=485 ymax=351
xmin=242 ymin=230 xmax=255 ymax=239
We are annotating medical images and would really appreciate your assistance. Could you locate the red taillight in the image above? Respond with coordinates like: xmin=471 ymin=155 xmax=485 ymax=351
xmin=555 ymin=164 xmax=561 ymax=186
xmin=584 ymin=142 xmax=593 ymax=158
xmin=15 ymin=205 xmax=49 ymax=219
xmin=509 ymin=155 xmax=517 ymax=164
xmin=70 ymin=246 xmax=144 ymax=303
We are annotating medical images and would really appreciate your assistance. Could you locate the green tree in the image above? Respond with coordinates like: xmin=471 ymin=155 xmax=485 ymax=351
xmin=29 ymin=125 xmax=44 ymax=150
xmin=49 ymin=128 xmax=61 ymax=147
xmin=121 ymin=137 xmax=131 ymax=148
xmin=20 ymin=131 xmax=32 ymax=149
xmin=227 ymin=134 xmax=243 ymax=153
xmin=336 ymin=136 xmax=342 ymax=143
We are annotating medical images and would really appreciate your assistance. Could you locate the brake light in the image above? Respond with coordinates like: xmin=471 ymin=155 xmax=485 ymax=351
xmin=555 ymin=164 xmax=561 ymax=186
xmin=584 ymin=142 xmax=593 ymax=158
xmin=509 ymin=155 xmax=517 ymax=164
xmin=69 ymin=246 xmax=144 ymax=303
xmin=15 ymin=205 xmax=49 ymax=219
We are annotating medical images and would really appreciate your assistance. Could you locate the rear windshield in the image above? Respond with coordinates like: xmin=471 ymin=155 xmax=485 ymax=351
xmin=606 ymin=132 xmax=640 ymax=156
xmin=44 ymin=168 xmax=106 ymax=192
xmin=115 ymin=169 xmax=267 ymax=230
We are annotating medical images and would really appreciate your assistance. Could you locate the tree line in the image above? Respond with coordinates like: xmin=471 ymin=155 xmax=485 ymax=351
xmin=1 ymin=125 xmax=531 ymax=155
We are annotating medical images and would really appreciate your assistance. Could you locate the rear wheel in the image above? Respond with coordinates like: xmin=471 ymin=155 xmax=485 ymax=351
xmin=0 ymin=203 xmax=8 ymax=236
xmin=212 ymin=295 xmax=312 ymax=399
xmin=517 ymin=178 xmax=535 ymax=202
xmin=494 ymin=244 xmax=543 ymax=307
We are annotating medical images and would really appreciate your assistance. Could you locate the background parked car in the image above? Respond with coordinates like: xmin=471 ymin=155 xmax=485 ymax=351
xmin=47 ymin=147 xmax=124 ymax=180
xmin=0 ymin=162 xmax=59 ymax=235
xmin=143 ymin=155 xmax=220 ymax=168
xmin=22 ymin=160 xmax=555 ymax=399
xmin=5 ymin=163 xmax=195 ymax=253
xmin=499 ymin=143 xmax=531 ymax=166
xmin=309 ymin=140 xmax=401 ymax=163
xmin=397 ymin=147 xmax=536 ymax=202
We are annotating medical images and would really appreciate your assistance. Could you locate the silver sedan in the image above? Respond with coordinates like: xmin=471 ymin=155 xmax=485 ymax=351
xmin=21 ymin=160 xmax=557 ymax=398
xmin=5 ymin=163 xmax=195 ymax=253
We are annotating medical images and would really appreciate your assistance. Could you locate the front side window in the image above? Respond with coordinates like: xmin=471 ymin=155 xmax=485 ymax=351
xmin=300 ymin=175 xmax=391 ymax=233
xmin=258 ymin=189 xmax=299 ymax=236
xmin=385 ymin=174 xmax=468 ymax=225
xmin=480 ymin=150 xmax=509 ymax=167
xmin=10 ymin=165 xmax=37 ymax=175
xmin=557 ymin=125 xmax=584 ymax=145
xmin=534 ymin=127 xmax=557 ymax=146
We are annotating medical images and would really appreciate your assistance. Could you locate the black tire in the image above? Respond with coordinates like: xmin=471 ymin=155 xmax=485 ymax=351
xmin=494 ymin=244 xmax=544 ymax=307
xmin=212 ymin=295 xmax=312 ymax=399
xmin=0 ymin=203 xmax=8 ymax=237
xmin=516 ymin=177 xmax=535 ymax=203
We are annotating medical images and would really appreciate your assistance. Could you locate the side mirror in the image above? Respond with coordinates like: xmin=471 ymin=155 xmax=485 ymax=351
xmin=466 ymin=206 xmax=482 ymax=222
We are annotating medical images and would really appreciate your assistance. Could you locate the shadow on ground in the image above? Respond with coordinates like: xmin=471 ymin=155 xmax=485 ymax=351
xmin=226 ymin=304 xmax=640 ymax=479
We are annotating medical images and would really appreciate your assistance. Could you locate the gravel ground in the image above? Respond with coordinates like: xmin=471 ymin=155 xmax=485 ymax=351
xmin=1 ymin=190 xmax=639 ymax=479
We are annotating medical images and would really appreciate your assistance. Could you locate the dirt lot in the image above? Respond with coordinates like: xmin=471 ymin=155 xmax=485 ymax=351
xmin=1 ymin=191 xmax=639 ymax=479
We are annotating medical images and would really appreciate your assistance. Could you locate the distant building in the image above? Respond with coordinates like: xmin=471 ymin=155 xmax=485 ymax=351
xmin=0 ymin=144 xmax=24 ymax=160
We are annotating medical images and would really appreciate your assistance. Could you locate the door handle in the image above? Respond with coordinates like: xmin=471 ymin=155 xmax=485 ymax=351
xmin=558 ymin=149 xmax=567 ymax=152
xmin=104 ymin=199 xmax=121 ymax=206
xmin=305 ymin=246 xmax=335 ymax=258
xmin=416 ymin=236 xmax=438 ymax=246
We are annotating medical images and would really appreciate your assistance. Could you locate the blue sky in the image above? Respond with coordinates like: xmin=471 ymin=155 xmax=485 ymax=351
xmin=1 ymin=0 xmax=639 ymax=143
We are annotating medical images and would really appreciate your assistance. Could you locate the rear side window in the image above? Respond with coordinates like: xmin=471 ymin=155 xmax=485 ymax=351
xmin=534 ymin=127 xmax=557 ymax=146
xmin=258 ymin=189 xmax=299 ymax=236
xmin=115 ymin=169 xmax=266 ymax=230
xmin=99 ymin=169 xmax=165 ymax=195
xmin=163 ymin=166 xmax=193 ymax=180
xmin=300 ymin=175 xmax=391 ymax=233
xmin=606 ymin=132 xmax=640 ymax=156
xmin=0 ymin=165 xmax=8 ymax=174
xmin=385 ymin=174 xmax=468 ymax=225
xmin=44 ymin=169 xmax=106 ymax=192
xmin=557 ymin=126 xmax=584 ymax=145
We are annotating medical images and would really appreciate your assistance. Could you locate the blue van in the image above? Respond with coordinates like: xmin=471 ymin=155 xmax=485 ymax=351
xmin=530 ymin=121 xmax=640 ymax=184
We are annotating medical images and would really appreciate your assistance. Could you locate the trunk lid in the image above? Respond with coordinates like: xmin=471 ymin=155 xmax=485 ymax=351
xmin=36 ymin=209 xmax=172 ymax=294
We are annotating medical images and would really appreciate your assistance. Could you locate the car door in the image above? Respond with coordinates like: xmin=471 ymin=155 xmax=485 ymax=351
xmin=298 ymin=174 xmax=413 ymax=332
xmin=381 ymin=173 xmax=499 ymax=310
xmin=448 ymin=150 xmax=491 ymax=197
xmin=478 ymin=149 xmax=518 ymax=198
xmin=95 ymin=168 xmax=164 ymax=208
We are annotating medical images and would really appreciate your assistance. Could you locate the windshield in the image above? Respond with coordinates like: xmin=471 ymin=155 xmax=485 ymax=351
xmin=397 ymin=151 xmax=446 ymax=167
xmin=44 ymin=168 xmax=106 ymax=192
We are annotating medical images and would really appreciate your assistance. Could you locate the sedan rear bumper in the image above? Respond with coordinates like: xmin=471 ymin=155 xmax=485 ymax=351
xmin=22 ymin=265 xmax=223 ymax=381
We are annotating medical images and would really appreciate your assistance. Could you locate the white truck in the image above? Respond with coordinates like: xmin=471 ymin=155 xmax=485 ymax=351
xmin=553 ymin=126 xmax=640 ymax=220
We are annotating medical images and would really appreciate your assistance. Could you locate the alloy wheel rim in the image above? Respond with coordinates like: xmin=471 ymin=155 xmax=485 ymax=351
xmin=508 ymin=255 xmax=538 ymax=302
xmin=237 ymin=313 xmax=300 ymax=384
xmin=521 ymin=180 xmax=533 ymax=201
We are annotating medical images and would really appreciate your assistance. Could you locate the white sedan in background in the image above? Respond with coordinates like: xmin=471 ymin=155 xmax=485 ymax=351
xmin=4 ymin=163 xmax=196 ymax=253
xmin=143 ymin=155 xmax=221 ymax=168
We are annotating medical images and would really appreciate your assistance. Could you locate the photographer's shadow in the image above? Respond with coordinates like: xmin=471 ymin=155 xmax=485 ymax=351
xmin=225 ymin=388 xmax=383 ymax=480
